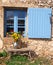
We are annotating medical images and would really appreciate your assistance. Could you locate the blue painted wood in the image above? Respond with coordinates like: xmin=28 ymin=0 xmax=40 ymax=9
xmin=14 ymin=11 xmax=18 ymax=32
xmin=18 ymin=18 xmax=25 ymax=20
xmin=28 ymin=8 xmax=52 ymax=38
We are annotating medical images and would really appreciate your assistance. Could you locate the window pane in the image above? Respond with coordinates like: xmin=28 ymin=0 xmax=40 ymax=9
xmin=7 ymin=28 xmax=14 ymax=32
xmin=6 ymin=20 xmax=14 ymax=33
xmin=18 ymin=20 xmax=25 ymax=35
xmin=18 ymin=20 xmax=25 ymax=26
xmin=6 ymin=20 xmax=14 ymax=26
xmin=6 ymin=11 xmax=14 ymax=20
xmin=18 ymin=10 xmax=26 ymax=18
xmin=18 ymin=28 xmax=25 ymax=34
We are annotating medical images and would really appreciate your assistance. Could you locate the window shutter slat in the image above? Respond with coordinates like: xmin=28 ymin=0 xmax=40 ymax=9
xmin=28 ymin=8 xmax=52 ymax=38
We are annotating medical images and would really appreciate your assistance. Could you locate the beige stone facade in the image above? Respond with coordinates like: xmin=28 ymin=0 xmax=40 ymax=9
xmin=0 ymin=0 xmax=53 ymax=58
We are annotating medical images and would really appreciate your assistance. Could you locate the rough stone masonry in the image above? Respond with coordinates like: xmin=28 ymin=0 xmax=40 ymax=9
xmin=0 ymin=0 xmax=53 ymax=59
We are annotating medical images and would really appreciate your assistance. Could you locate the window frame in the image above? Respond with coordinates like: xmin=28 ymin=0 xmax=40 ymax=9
xmin=4 ymin=9 xmax=26 ymax=37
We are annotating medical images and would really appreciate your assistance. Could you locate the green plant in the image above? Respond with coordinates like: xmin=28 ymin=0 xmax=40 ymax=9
xmin=0 ymin=53 xmax=3 ymax=57
xmin=5 ymin=55 xmax=29 ymax=65
xmin=5 ymin=55 xmax=51 ymax=65
xmin=0 ymin=50 xmax=7 ymax=57
xmin=11 ymin=55 xmax=28 ymax=62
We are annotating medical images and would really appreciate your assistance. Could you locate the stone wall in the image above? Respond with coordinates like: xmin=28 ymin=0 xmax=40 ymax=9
xmin=0 ymin=7 xmax=4 ymax=38
xmin=0 ymin=0 xmax=53 ymax=58
xmin=21 ymin=38 xmax=53 ymax=59
xmin=0 ymin=0 xmax=53 ymax=7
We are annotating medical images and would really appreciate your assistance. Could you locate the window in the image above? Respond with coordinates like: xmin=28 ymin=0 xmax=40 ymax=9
xmin=4 ymin=9 xmax=26 ymax=37
xmin=6 ymin=20 xmax=14 ymax=32
xmin=18 ymin=20 xmax=25 ymax=34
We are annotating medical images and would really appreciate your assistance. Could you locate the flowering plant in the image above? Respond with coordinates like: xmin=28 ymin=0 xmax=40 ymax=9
xmin=11 ymin=32 xmax=21 ymax=42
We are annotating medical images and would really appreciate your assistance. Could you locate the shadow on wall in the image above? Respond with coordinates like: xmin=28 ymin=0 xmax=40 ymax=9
xmin=29 ymin=38 xmax=52 ymax=41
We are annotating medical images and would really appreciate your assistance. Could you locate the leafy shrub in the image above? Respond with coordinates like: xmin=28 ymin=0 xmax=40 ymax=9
xmin=5 ymin=55 xmax=29 ymax=65
xmin=5 ymin=55 xmax=51 ymax=65
xmin=11 ymin=55 xmax=28 ymax=62
xmin=0 ymin=53 xmax=3 ymax=57
xmin=0 ymin=50 xmax=7 ymax=57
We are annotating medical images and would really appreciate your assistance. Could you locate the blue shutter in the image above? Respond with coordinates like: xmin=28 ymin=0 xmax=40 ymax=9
xmin=28 ymin=8 xmax=52 ymax=38
xmin=14 ymin=11 xmax=18 ymax=32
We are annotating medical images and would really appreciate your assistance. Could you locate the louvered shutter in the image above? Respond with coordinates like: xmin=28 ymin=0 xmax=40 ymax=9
xmin=28 ymin=8 xmax=52 ymax=38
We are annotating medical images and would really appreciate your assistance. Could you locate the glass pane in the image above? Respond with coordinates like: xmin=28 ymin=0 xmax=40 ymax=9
xmin=6 ymin=19 xmax=14 ymax=33
xmin=7 ymin=28 xmax=14 ymax=32
xmin=6 ymin=20 xmax=14 ymax=26
xmin=18 ymin=10 xmax=26 ymax=18
xmin=18 ymin=20 xmax=25 ymax=26
xmin=6 ymin=11 xmax=14 ymax=20
xmin=18 ymin=19 xmax=25 ymax=36
xmin=18 ymin=28 xmax=25 ymax=34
